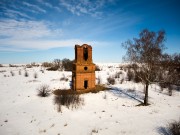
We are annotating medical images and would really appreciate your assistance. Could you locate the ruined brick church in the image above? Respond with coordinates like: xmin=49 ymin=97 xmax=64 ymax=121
xmin=72 ymin=44 xmax=95 ymax=91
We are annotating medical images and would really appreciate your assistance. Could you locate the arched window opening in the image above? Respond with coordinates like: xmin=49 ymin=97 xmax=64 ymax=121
xmin=83 ymin=47 xmax=88 ymax=61
xmin=75 ymin=47 xmax=77 ymax=60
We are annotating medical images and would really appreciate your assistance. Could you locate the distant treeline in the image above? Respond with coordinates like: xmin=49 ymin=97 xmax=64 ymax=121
xmin=42 ymin=58 xmax=73 ymax=71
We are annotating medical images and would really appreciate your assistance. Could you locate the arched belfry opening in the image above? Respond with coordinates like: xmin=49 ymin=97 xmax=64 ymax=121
xmin=75 ymin=47 xmax=77 ymax=60
xmin=72 ymin=44 xmax=95 ymax=91
xmin=83 ymin=47 xmax=88 ymax=61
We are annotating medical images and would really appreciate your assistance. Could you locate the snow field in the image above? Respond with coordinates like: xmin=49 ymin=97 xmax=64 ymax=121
xmin=0 ymin=64 xmax=179 ymax=135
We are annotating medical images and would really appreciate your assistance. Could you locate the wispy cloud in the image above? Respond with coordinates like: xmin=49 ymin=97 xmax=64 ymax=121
xmin=37 ymin=0 xmax=61 ymax=12
xmin=0 ymin=19 xmax=102 ymax=52
xmin=54 ymin=6 xmax=62 ymax=12
xmin=37 ymin=0 xmax=53 ymax=8
xmin=1 ymin=7 xmax=33 ymax=19
xmin=0 ymin=46 xmax=30 ymax=52
xmin=0 ymin=19 xmax=62 ymax=39
xmin=59 ymin=0 xmax=115 ymax=17
xmin=0 ymin=0 xmax=138 ymax=52
xmin=0 ymin=38 xmax=97 ymax=50
xmin=4 ymin=1 xmax=39 ymax=14
xmin=22 ymin=1 xmax=46 ymax=13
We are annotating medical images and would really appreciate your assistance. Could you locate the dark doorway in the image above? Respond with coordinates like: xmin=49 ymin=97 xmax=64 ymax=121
xmin=84 ymin=80 xmax=88 ymax=89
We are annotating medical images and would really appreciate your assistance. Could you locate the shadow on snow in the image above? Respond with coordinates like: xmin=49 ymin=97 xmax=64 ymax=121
xmin=109 ymin=86 xmax=144 ymax=104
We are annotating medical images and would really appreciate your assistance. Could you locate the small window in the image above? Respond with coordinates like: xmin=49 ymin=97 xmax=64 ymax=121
xmin=84 ymin=67 xmax=88 ymax=70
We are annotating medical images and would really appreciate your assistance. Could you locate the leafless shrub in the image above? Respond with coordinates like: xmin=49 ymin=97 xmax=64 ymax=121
xmin=47 ymin=66 xmax=59 ymax=71
xmin=107 ymin=77 xmax=115 ymax=85
xmin=175 ymin=86 xmax=180 ymax=91
xmin=97 ymin=77 xmax=100 ymax=85
xmin=42 ymin=62 xmax=54 ymax=67
xmin=40 ymin=69 xmax=44 ymax=73
xmin=0 ymin=70 xmax=6 ymax=73
xmin=10 ymin=71 xmax=15 ymax=76
xmin=120 ymin=78 xmax=124 ymax=84
xmin=103 ymin=92 xmax=107 ymax=99
xmin=158 ymin=61 xmax=179 ymax=96
xmin=39 ymin=129 xmax=46 ymax=133
xmin=19 ymin=70 xmax=21 ymax=75
xmin=161 ymin=85 xmax=175 ymax=92
xmin=168 ymin=85 xmax=173 ymax=96
xmin=97 ymin=76 xmax=102 ymax=85
xmin=31 ymin=62 xmax=39 ymax=67
xmin=53 ymin=93 xmax=84 ymax=112
xmin=127 ymin=69 xmax=134 ymax=81
xmin=26 ymin=64 xmax=32 ymax=68
xmin=115 ymin=72 xmax=118 ymax=78
xmin=53 ymin=59 xmax=63 ymax=71
xmin=24 ymin=71 xmax=29 ymax=77
xmin=46 ymin=59 xmax=61 ymax=71
xmin=119 ymin=66 xmax=123 ymax=70
xmin=168 ymin=119 xmax=180 ymax=135
xmin=34 ymin=72 xmax=38 ymax=79
xmin=37 ymin=84 xmax=51 ymax=97
xmin=95 ymin=65 xmax=101 ymax=71
xmin=4 ymin=120 xmax=8 ymax=122
xmin=159 ymin=82 xmax=174 ymax=96
xmin=115 ymin=71 xmax=122 ymax=78
xmin=62 ymin=58 xmax=73 ymax=71
xmin=134 ymin=72 xmax=142 ymax=83
xmin=0 ymin=64 xmax=3 ymax=67
xmin=93 ymin=85 xmax=110 ymax=93
xmin=60 ymin=77 xmax=68 ymax=81
xmin=91 ymin=128 xmax=98 ymax=134
xmin=9 ymin=64 xmax=18 ymax=67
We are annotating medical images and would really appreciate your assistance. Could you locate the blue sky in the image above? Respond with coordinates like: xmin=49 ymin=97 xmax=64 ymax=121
xmin=0 ymin=0 xmax=180 ymax=64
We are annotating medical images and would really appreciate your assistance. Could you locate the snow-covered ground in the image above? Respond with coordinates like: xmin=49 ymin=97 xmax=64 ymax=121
xmin=0 ymin=64 xmax=179 ymax=135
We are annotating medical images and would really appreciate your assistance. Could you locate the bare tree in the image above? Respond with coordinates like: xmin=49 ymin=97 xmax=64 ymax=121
xmin=122 ymin=29 xmax=166 ymax=105
xmin=159 ymin=53 xmax=180 ymax=95
xmin=62 ymin=58 xmax=74 ymax=71
xmin=54 ymin=59 xmax=62 ymax=70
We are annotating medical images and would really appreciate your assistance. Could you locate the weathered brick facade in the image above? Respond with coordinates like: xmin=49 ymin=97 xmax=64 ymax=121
xmin=72 ymin=44 xmax=95 ymax=91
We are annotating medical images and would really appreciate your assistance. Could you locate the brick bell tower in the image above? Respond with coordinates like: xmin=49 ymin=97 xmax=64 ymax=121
xmin=72 ymin=44 xmax=95 ymax=91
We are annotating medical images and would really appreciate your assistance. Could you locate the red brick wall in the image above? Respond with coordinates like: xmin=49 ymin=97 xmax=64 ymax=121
xmin=72 ymin=44 xmax=95 ymax=90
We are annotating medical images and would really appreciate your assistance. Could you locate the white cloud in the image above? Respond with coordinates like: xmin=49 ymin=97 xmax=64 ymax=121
xmin=2 ymin=7 xmax=33 ymax=19
xmin=59 ymin=0 xmax=114 ymax=17
xmin=37 ymin=0 xmax=61 ymax=12
xmin=0 ymin=46 xmax=29 ymax=52
xmin=0 ymin=19 xmax=62 ymax=39
xmin=0 ymin=19 xmax=103 ymax=52
xmin=22 ymin=1 xmax=46 ymax=13
xmin=44 ymin=2 xmax=53 ymax=8
xmin=54 ymin=6 xmax=62 ymax=12
xmin=0 ymin=39 xmax=97 ymax=50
